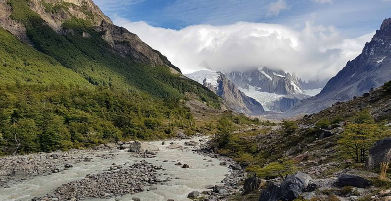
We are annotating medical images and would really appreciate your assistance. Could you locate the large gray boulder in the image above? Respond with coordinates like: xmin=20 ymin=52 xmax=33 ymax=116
xmin=368 ymin=138 xmax=391 ymax=170
xmin=128 ymin=141 xmax=158 ymax=153
xmin=259 ymin=172 xmax=312 ymax=201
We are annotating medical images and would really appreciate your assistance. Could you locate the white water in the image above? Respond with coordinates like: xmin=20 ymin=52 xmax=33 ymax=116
xmin=0 ymin=138 xmax=229 ymax=201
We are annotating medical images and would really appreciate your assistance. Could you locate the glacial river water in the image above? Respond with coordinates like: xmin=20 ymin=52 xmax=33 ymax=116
xmin=0 ymin=138 xmax=230 ymax=201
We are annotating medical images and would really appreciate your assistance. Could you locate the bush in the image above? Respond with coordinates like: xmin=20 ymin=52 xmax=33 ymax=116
xmin=315 ymin=118 xmax=331 ymax=129
xmin=282 ymin=121 xmax=298 ymax=135
xmin=246 ymin=159 xmax=297 ymax=179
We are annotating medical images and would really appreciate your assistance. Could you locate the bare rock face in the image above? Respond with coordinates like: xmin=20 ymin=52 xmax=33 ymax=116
xmin=368 ymin=138 xmax=391 ymax=170
xmin=0 ymin=0 xmax=30 ymax=44
xmin=215 ymin=73 xmax=265 ymax=115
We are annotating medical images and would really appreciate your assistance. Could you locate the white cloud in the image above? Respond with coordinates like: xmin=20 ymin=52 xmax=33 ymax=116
xmin=311 ymin=0 xmax=333 ymax=3
xmin=268 ymin=0 xmax=289 ymax=16
xmin=114 ymin=17 xmax=373 ymax=81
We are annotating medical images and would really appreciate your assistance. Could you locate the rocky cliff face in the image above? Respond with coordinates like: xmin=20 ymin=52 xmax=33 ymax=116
xmin=225 ymin=67 xmax=309 ymax=112
xmin=287 ymin=18 xmax=391 ymax=116
xmin=227 ymin=67 xmax=303 ymax=95
xmin=187 ymin=70 xmax=265 ymax=115
xmin=0 ymin=0 xmax=180 ymax=72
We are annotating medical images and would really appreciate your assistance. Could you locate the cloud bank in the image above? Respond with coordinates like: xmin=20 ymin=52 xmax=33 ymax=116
xmin=114 ymin=17 xmax=373 ymax=81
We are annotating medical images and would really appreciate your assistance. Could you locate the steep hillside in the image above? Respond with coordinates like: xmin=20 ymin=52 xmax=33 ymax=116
xmin=212 ymin=79 xmax=391 ymax=201
xmin=187 ymin=70 xmax=265 ymax=115
xmin=0 ymin=0 xmax=222 ymax=154
xmin=288 ymin=18 xmax=391 ymax=116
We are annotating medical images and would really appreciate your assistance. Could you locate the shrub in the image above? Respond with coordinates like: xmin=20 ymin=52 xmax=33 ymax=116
xmin=282 ymin=120 xmax=298 ymax=135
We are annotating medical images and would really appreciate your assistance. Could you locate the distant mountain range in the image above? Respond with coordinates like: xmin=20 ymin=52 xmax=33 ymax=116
xmin=187 ymin=67 xmax=325 ymax=114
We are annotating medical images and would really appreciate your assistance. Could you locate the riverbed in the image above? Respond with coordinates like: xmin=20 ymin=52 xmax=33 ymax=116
xmin=0 ymin=138 xmax=231 ymax=201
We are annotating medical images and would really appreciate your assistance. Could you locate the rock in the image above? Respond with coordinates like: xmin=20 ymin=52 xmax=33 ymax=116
xmin=184 ymin=141 xmax=199 ymax=146
xmin=317 ymin=129 xmax=333 ymax=139
xmin=218 ymin=189 xmax=228 ymax=194
xmin=220 ymin=161 xmax=227 ymax=166
xmin=368 ymin=138 xmax=391 ymax=170
xmin=259 ymin=172 xmax=312 ymax=201
xmin=187 ymin=191 xmax=200 ymax=198
xmin=166 ymin=144 xmax=183 ymax=149
xmin=50 ymin=154 xmax=59 ymax=159
xmin=128 ymin=141 xmax=143 ymax=153
xmin=182 ymin=164 xmax=190 ymax=168
xmin=337 ymin=174 xmax=371 ymax=188
xmin=52 ymin=168 xmax=60 ymax=173
xmin=132 ymin=198 xmax=141 ymax=201
xmin=176 ymin=131 xmax=187 ymax=139
xmin=243 ymin=176 xmax=262 ymax=194
xmin=119 ymin=144 xmax=130 ymax=150
xmin=64 ymin=164 xmax=73 ymax=169
xmin=175 ymin=162 xmax=182 ymax=166
xmin=128 ymin=141 xmax=158 ymax=153
xmin=148 ymin=187 xmax=157 ymax=191
xmin=304 ymin=183 xmax=318 ymax=192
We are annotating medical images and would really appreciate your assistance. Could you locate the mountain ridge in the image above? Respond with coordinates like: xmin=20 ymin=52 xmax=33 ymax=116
xmin=186 ymin=70 xmax=265 ymax=115
xmin=287 ymin=18 xmax=391 ymax=116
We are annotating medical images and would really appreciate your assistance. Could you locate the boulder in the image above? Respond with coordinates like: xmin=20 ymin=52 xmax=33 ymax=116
xmin=317 ymin=129 xmax=333 ymax=139
xmin=368 ymin=138 xmax=391 ymax=170
xmin=187 ymin=191 xmax=200 ymax=198
xmin=64 ymin=164 xmax=73 ymax=169
xmin=336 ymin=174 xmax=371 ymax=188
xmin=259 ymin=172 xmax=312 ymax=201
xmin=128 ymin=141 xmax=159 ymax=153
xmin=184 ymin=141 xmax=199 ymax=146
xmin=182 ymin=164 xmax=190 ymax=168
xmin=243 ymin=176 xmax=262 ymax=194
xmin=166 ymin=144 xmax=183 ymax=149
xmin=176 ymin=131 xmax=187 ymax=139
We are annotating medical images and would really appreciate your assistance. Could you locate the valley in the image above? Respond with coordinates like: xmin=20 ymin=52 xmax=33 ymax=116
xmin=0 ymin=0 xmax=390 ymax=201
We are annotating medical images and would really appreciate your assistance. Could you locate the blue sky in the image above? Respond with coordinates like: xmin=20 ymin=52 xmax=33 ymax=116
xmin=94 ymin=0 xmax=391 ymax=38
xmin=93 ymin=0 xmax=391 ymax=80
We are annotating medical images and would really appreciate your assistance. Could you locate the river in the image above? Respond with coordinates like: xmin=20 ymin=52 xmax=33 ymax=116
xmin=0 ymin=138 xmax=230 ymax=201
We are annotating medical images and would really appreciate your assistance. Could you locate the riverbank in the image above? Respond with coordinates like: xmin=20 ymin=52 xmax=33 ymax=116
xmin=0 ymin=137 xmax=245 ymax=201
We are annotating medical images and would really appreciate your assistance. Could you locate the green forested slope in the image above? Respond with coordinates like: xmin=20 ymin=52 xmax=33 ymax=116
xmin=0 ymin=0 xmax=220 ymax=155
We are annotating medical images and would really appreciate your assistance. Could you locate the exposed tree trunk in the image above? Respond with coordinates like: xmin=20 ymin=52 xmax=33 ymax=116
xmin=380 ymin=162 xmax=389 ymax=181
xmin=355 ymin=144 xmax=359 ymax=163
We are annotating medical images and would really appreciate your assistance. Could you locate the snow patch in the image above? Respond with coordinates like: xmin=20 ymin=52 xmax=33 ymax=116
xmin=273 ymin=72 xmax=285 ymax=78
xmin=261 ymin=71 xmax=272 ymax=81
xmin=239 ymin=86 xmax=284 ymax=111
xmin=290 ymin=81 xmax=303 ymax=94
xmin=186 ymin=70 xmax=219 ymax=88
xmin=377 ymin=56 xmax=386 ymax=63
xmin=303 ymin=88 xmax=322 ymax=96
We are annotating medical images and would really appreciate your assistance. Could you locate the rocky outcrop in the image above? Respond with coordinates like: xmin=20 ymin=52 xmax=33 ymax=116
xmin=0 ymin=0 xmax=30 ymax=44
xmin=259 ymin=172 xmax=312 ymax=201
xmin=368 ymin=138 xmax=391 ymax=170
xmin=288 ymin=18 xmax=391 ymax=116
